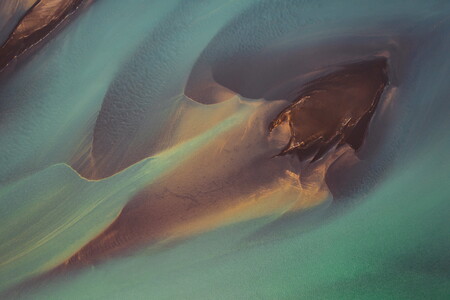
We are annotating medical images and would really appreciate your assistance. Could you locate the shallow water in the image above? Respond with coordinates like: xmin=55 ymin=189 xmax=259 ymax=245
xmin=0 ymin=0 xmax=449 ymax=298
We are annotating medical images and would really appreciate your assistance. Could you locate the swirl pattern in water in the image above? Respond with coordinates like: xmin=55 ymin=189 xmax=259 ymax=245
xmin=0 ymin=0 xmax=449 ymax=298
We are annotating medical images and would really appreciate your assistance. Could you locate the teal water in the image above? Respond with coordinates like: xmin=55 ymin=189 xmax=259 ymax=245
xmin=0 ymin=0 xmax=449 ymax=298
xmin=29 ymin=135 xmax=450 ymax=299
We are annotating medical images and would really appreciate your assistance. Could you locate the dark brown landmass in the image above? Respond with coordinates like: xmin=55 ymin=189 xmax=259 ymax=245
xmin=269 ymin=58 xmax=388 ymax=162
xmin=0 ymin=0 xmax=87 ymax=71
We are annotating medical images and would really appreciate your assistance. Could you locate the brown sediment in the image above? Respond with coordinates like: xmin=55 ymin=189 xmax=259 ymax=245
xmin=269 ymin=58 xmax=388 ymax=162
xmin=46 ymin=99 xmax=334 ymax=272
xmin=14 ymin=59 xmax=389 ymax=290
xmin=0 ymin=0 xmax=88 ymax=71
xmin=56 ymin=163 xmax=306 ymax=271
xmin=45 ymin=59 xmax=388 ymax=273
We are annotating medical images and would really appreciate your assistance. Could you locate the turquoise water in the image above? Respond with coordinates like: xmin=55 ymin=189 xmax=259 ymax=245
xmin=30 ymin=138 xmax=450 ymax=299
xmin=0 ymin=0 xmax=449 ymax=298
